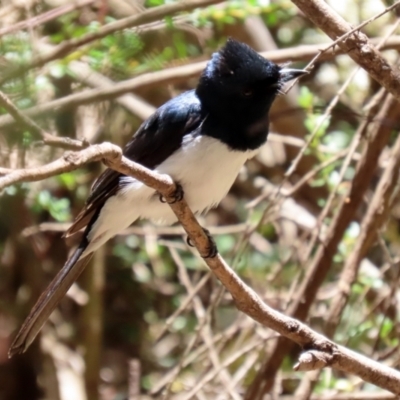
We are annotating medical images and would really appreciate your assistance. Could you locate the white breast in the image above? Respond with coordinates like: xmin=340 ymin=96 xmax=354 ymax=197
xmin=84 ymin=135 xmax=257 ymax=255
xmin=156 ymin=134 xmax=257 ymax=215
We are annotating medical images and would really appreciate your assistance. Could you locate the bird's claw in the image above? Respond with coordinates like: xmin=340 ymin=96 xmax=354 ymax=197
xmin=159 ymin=183 xmax=184 ymax=204
xmin=186 ymin=228 xmax=218 ymax=259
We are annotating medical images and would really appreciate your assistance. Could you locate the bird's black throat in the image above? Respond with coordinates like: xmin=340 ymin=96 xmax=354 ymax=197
xmin=200 ymin=110 xmax=270 ymax=151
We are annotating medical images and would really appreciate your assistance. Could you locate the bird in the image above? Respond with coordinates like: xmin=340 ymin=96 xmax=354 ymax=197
xmin=9 ymin=38 xmax=306 ymax=357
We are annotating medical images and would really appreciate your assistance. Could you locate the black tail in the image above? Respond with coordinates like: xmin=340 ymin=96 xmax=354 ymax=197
xmin=9 ymin=242 xmax=92 ymax=357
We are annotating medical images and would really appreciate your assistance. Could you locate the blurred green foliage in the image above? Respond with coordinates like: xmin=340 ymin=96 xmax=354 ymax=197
xmin=0 ymin=0 xmax=398 ymax=398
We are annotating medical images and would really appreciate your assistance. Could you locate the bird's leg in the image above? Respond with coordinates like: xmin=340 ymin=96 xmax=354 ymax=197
xmin=159 ymin=183 xmax=184 ymax=204
xmin=187 ymin=228 xmax=218 ymax=258
xmin=202 ymin=228 xmax=218 ymax=258
xmin=159 ymin=183 xmax=217 ymax=258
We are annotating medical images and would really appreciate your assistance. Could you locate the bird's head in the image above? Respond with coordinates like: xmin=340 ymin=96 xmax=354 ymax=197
xmin=196 ymin=38 xmax=306 ymax=123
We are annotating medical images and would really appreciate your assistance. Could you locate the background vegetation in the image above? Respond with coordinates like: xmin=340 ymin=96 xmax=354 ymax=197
xmin=1 ymin=0 xmax=400 ymax=399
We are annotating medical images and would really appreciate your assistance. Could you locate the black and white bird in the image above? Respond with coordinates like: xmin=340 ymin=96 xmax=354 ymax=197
xmin=9 ymin=38 xmax=306 ymax=356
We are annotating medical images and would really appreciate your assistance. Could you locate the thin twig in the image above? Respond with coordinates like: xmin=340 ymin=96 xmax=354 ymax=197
xmin=20 ymin=221 xmax=248 ymax=237
xmin=1 ymin=35 xmax=400 ymax=131
xmin=0 ymin=0 xmax=96 ymax=38
xmin=245 ymin=90 xmax=399 ymax=400
xmin=169 ymin=247 xmax=240 ymax=400
xmin=325 ymin=118 xmax=400 ymax=335
xmin=128 ymin=359 xmax=141 ymax=400
xmin=0 ymin=0 xmax=224 ymax=85
xmin=0 ymin=89 xmax=88 ymax=149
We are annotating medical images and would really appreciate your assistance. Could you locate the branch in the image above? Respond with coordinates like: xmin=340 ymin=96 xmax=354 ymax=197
xmin=1 ymin=35 xmax=400 ymax=131
xmin=291 ymin=0 xmax=400 ymax=101
xmin=68 ymin=60 xmax=156 ymax=120
xmin=2 ymin=144 xmax=400 ymax=395
xmin=0 ymin=0 xmax=224 ymax=85
xmin=0 ymin=0 xmax=95 ymax=38
xmin=0 ymin=143 xmax=121 ymax=191
xmin=245 ymin=92 xmax=400 ymax=399
xmin=0 ymin=89 xmax=88 ymax=150
xmin=20 ymin=222 xmax=247 ymax=237
xmin=325 ymin=113 xmax=400 ymax=335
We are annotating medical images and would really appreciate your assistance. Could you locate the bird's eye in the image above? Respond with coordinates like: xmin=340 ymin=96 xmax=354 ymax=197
xmin=242 ymin=88 xmax=254 ymax=97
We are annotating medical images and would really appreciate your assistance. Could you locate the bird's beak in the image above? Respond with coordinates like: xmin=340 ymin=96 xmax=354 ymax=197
xmin=279 ymin=68 xmax=308 ymax=83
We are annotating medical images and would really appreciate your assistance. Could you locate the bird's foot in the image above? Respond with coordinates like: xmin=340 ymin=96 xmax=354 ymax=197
xmin=159 ymin=183 xmax=184 ymax=204
xmin=186 ymin=228 xmax=218 ymax=259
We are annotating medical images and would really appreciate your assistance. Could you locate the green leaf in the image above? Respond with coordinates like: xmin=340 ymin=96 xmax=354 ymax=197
xmin=34 ymin=190 xmax=71 ymax=222
xmin=298 ymin=86 xmax=314 ymax=109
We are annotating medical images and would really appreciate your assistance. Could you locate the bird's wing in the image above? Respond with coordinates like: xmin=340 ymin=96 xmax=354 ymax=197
xmin=9 ymin=91 xmax=203 ymax=356
xmin=65 ymin=90 xmax=203 ymax=237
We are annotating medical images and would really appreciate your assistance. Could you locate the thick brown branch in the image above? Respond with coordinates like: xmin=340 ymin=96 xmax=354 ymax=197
xmin=291 ymin=0 xmax=400 ymax=101
xmin=2 ymin=143 xmax=400 ymax=394
xmin=0 ymin=143 xmax=121 ymax=191
xmin=245 ymin=92 xmax=400 ymax=399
